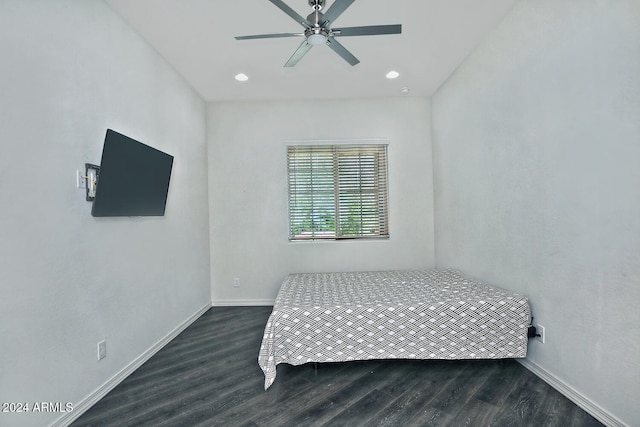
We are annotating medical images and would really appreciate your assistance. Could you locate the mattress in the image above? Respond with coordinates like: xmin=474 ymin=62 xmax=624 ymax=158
xmin=258 ymin=269 xmax=530 ymax=389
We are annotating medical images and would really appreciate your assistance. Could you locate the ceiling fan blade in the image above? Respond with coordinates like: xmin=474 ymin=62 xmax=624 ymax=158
xmin=320 ymin=0 xmax=355 ymax=26
xmin=269 ymin=0 xmax=312 ymax=28
xmin=235 ymin=32 xmax=304 ymax=40
xmin=284 ymin=40 xmax=313 ymax=67
xmin=326 ymin=37 xmax=359 ymax=66
xmin=332 ymin=24 xmax=402 ymax=37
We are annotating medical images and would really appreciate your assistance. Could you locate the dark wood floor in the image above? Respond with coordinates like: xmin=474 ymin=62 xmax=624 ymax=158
xmin=72 ymin=306 xmax=603 ymax=427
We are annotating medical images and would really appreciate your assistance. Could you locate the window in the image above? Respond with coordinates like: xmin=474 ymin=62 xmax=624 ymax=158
xmin=287 ymin=143 xmax=389 ymax=241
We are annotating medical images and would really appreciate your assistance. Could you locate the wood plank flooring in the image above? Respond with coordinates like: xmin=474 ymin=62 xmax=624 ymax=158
xmin=72 ymin=306 xmax=603 ymax=427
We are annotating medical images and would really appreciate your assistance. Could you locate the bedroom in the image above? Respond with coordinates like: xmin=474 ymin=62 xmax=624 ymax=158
xmin=0 ymin=1 xmax=638 ymax=426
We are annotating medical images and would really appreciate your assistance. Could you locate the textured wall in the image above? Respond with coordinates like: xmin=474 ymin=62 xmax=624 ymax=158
xmin=207 ymin=97 xmax=435 ymax=304
xmin=432 ymin=1 xmax=640 ymax=425
xmin=0 ymin=2 xmax=210 ymax=426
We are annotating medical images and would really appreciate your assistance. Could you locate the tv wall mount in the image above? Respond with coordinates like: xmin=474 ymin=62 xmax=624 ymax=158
xmin=84 ymin=163 xmax=100 ymax=201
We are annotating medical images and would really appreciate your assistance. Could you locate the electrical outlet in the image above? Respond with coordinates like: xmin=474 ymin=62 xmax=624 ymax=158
xmin=535 ymin=324 xmax=545 ymax=344
xmin=97 ymin=340 xmax=107 ymax=360
xmin=233 ymin=277 xmax=240 ymax=288
xmin=77 ymin=170 xmax=86 ymax=189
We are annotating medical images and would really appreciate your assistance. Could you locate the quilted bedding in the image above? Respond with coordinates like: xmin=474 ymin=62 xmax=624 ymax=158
xmin=258 ymin=269 xmax=530 ymax=389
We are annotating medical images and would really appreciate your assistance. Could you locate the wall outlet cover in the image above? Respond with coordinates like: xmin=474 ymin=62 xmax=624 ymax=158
xmin=535 ymin=324 xmax=545 ymax=344
xmin=98 ymin=340 xmax=107 ymax=360
xmin=77 ymin=170 xmax=86 ymax=189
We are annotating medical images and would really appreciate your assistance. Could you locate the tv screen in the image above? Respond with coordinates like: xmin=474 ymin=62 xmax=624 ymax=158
xmin=91 ymin=129 xmax=174 ymax=217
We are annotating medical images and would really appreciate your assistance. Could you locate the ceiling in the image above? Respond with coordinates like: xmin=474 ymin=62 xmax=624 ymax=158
xmin=105 ymin=0 xmax=516 ymax=102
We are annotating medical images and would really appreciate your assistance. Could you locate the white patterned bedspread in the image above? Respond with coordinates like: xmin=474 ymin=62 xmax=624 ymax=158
xmin=258 ymin=269 xmax=530 ymax=389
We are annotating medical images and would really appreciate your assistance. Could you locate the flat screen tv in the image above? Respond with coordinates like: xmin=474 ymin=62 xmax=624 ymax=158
xmin=91 ymin=129 xmax=174 ymax=217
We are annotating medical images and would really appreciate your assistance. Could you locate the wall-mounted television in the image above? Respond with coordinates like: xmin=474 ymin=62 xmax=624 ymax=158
xmin=91 ymin=129 xmax=174 ymax=217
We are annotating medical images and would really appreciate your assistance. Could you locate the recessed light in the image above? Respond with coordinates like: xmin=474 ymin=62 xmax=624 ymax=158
xmin=235 ymin=73 xmax=249 ymax=82
xmin=400 ymin=87 xmax=410 ymax=94
xmin=386 ymin=70 xmax=400 ymax=79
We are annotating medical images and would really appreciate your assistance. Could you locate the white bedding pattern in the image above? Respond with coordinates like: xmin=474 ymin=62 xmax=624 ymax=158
xmin=258 ymin=269 xmax=530 ymax=389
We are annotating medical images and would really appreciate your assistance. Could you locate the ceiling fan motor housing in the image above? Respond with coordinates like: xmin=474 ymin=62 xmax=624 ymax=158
xmin=307 ymin=10 xmax=325 ymax=28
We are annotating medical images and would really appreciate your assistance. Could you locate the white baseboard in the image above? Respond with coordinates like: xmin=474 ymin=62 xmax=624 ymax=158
xmin=51 ymin=302 xmax=212 ymax=427
xmin=212 ymin=299 xmax=274 ymax=306
xmin=517 ymin=358 xmax=627 ymax=427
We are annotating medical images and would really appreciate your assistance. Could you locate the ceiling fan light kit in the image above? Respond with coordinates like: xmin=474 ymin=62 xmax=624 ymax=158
xmin=307 ymin=31 xmax=328 ymax=45
xmin=235 ymin=0 xmax=402 ymax=67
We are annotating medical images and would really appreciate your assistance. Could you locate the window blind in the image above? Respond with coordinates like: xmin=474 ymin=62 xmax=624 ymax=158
xmin=287 ymin=144 xmax=389 ymax=241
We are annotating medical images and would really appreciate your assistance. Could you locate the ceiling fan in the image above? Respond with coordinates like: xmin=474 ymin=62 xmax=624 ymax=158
xmin=235 ymin=0 xmax=402 ymax=67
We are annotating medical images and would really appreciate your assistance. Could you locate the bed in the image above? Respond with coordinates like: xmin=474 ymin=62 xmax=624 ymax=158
xmin=258 ymin=269 xmax=530 ymax=389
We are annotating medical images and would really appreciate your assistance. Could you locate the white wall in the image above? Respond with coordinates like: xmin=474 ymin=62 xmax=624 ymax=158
xmin=208 ymin=97 xmax=435 ymax=303
xmin=432 ymin=1 xmax=640 ymax=425
xmin=0 ymin=2 xmax=210 ymax=426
